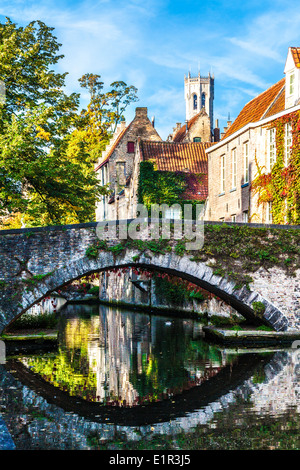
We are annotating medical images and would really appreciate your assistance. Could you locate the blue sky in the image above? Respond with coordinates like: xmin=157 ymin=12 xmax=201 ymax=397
xmin=1 ymin=0 xmax=300 ymax=139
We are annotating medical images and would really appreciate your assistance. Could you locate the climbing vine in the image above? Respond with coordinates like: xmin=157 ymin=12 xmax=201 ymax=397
xmin=251 ymin=110 xmax=300 ymax=224
xmin=138 ymin=161 xmax=205 ymax=216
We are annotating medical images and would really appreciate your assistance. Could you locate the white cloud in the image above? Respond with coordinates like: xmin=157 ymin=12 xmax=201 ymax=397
xmin=1 ymin=0 xmax=300 ymax=137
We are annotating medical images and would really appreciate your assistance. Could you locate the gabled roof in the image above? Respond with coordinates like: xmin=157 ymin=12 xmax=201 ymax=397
xmin=94 ymin=126 xmax=128 ymax=171
xmin=139 ymin=140 xmax=211 ymax=201
xmin=223 ymin=78 xmax=285 ymax=139
xmin=291 ymin=47 xmax=300 ymax=68
xmin=140 ymin=141 xmax=212 ymax=173
xmin=172 ymin=108 xmax=209 ymax=142
xmin=172 ymin=114 xmax=200 ymax=142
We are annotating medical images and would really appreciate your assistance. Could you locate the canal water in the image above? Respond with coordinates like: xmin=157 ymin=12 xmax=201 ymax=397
xmin=0 ymin=303 xmax=299 ymax=450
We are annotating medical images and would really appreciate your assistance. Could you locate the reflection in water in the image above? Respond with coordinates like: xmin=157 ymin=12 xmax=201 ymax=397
xmin=18 ymin=304 xmax=235 ymax=407
xmin=1 ymin=303 xmax=300 ymax=450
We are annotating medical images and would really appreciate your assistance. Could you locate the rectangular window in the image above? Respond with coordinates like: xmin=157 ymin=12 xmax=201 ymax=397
xmin=231 ymin=214 xmax=236 ymax=223
xmin=165 ymin=206 xmax=181 ymax=220
xmin=127 ymin=141 xmax=135 ymax=153
xmin=221 ymin=155 xmax=225 ymax=193
xmin=232 ymin=148 xmax=237 ymax=189
xmin=266 ymin=201 xmax=273 ymax=224
xmin=289 ymin=73 xmax=295 ymax=96
xmin=244 ymin=142 xmax=249 ymax=183
xmin=243 ymin=210 xmax=249 ymax=223
xmin=268 ymin=128 xmax=276 ymax=170
xmin=285 ymin=122 xmax=292 ymax=165
xmin=116 ymin=162 xmax=126 ymax=185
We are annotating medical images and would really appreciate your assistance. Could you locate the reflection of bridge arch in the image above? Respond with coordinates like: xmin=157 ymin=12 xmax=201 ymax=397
xmin=5 ymin=352 xmax=272 ymax=427
xmin=0 ymin=223 xmax=292 ymax=332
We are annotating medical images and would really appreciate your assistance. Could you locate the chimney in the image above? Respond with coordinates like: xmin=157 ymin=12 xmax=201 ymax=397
xmin=185 ymin=120 xmax=189 ymax=134
xmin=135 ymin=107 xmax=148 ymax=118
xmin=151 ymin=116 xmax=155 ymax=127
xmin=214 ymin=119 xmax=220 ymax=142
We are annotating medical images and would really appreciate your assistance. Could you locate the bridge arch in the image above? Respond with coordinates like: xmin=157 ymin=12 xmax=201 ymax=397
xmin=2 ymin=249 xmax=289 ymax=333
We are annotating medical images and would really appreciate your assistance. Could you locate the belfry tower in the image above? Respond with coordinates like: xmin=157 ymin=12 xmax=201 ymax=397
xmin=184 ymin=71 xmax=214 ymax=133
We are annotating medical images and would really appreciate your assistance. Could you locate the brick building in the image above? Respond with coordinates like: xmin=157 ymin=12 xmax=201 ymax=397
xmin=94 ymin=72 xmax=218 ymax=222
xmin=94 ymin=107 xmax=161 ymax=221
xmin=168 ymin=108 xmax=213 ymax=143
xmin=206 ymin=47 xmax=300 ymax=224
xmin=127 ymin=139 xmax=212 ymax=219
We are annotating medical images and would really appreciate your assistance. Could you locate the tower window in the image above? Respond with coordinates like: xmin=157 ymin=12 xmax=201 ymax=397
xmin=201 ymin=92 xmax=205 ymax=108
xmin=127 ymin=141 xmax=135 ymax=153
xmin=193 ymin=94 xmax=197 ymax=110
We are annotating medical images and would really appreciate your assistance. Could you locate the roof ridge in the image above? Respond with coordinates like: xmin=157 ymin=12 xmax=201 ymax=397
xmin=172 ymin=112 xmax=203 ymax=142
xmin=94 ymin=125 xmax=129 ymax=171
xmin=140 ymin=140 xmax=213 ymax=146
xmin=260 ymin=84 xmax=285 ymax=120
xmin=242 ymin=78 xmax=285 ymax=108
xmin=223 ymin=78 xmax=286 ymax=139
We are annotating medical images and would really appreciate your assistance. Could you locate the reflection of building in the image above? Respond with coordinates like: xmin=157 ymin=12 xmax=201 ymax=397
xmin=99 ymin=268 xmax=242 ymax=319
xmin=95 ymin=306 xmax=151 ymax=406
xmin=65 ymin=306 xmax=226 ymax=407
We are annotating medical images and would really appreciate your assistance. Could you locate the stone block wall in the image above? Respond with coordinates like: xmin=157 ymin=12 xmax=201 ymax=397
xmin=95 ymin=107 xmax=161 ymax=221
xmin=250 ymin=267 xmax=300 ymax=330
xmin=99 ymin=269 xmax=242 ymax=320
xmin=0 ymin=222 xmax=298 ymax=332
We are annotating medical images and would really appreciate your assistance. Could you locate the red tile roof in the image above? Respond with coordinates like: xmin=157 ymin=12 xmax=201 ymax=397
xmin=291 ymin=47 xmax=300 ymax=68
xmin=139 ymin=141 xmax=211 ymax=200
xmin=223 ymin=78 xmax=285 ymax=139
xmin=140 ymin=141 xmax=211 ymax=174
xmin=172 ymin=114 xmax=201 ymax=142
xmin=264 ymin=87 xmax=285 ymax=118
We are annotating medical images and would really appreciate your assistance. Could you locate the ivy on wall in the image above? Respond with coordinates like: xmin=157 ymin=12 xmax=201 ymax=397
xmin=138 ymin=161 xmax=205 ymax=214
xmin=152 ymin=272 xmax=212 ymax=306
xmin=251 ymin=110 xmax=300 ymax=224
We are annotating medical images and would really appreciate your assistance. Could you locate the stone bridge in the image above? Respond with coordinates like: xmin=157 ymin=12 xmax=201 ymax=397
xmin=0 ymin=220 xmax=299 ymax=333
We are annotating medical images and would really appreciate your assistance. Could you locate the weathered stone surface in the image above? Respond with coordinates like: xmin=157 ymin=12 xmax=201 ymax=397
xmin=0 ymin=222 xmax=298 ymax=333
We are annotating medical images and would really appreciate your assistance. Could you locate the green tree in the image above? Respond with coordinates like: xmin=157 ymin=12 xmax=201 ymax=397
xmin=68 ymin=73 xmax=138 ymax=164
xmin=0 ymin=105 xmax=106 ymax=225
xmin=0 ymin=19 xmax=139 ymax=227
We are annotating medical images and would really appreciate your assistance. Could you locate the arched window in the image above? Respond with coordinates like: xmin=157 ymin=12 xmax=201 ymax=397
xmin=193 ymin=94 xmax=197 ymax=110
xmin=201 ymin=92 xmax=205 ymax=108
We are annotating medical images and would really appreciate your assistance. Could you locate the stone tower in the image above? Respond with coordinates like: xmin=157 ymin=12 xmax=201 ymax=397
xmin=184 ymin=71 xmax=214 ymax=133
